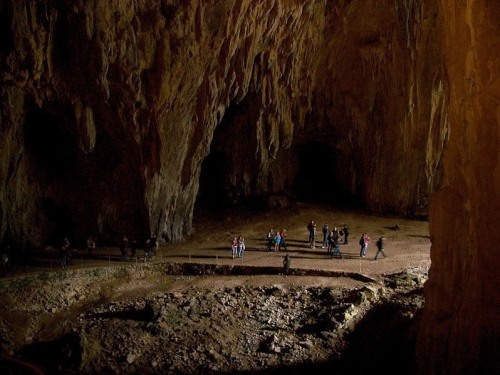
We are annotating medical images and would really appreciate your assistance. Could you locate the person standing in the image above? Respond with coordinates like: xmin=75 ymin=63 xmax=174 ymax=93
xmin=374 ymin=237 xmax=387 ymax=259
xmin=343 ymin=224 xmax=349 ymax=244
xmin=307 ymin=220 xmax=317 ymax=249
xmin=322 ymin=223 xmax=330 ymax=249
xmin=86 ymin=235 xmax=96 ymax=257
xmin=283 ymin=254 xmax=291 ymax=275
xmin=359 ymin=233 xmax=367 ymax=257
xmin=331 ymin=232 xmax=343 ymax=258
xmin=266 ymin=229 xmax=275 ymax=252
xmin=237 ymin=236 xmax=245 ymax=258
xmin=149 ymin=234 xmax=158 ymax=256
xmin=364 ymin=233 xmax=371 ymax=256
xmin=274 ymin=232 xmax=281 ymax=252
xmin=279 ymin=229 xmax=287 ymax=251
xmin=120 ymin=236 xmax=129 ymax=261
xmin=64 ymin=237 xmax=73 ymax=266
xmin=61 ymin=237 xmax=70 ymax=268
xmin=231 ymin=237 xmax=238 ymax=259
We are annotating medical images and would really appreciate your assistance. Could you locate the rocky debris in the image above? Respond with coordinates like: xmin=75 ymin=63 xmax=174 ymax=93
xmin=0 ymin=267 xmax=426 ymax=374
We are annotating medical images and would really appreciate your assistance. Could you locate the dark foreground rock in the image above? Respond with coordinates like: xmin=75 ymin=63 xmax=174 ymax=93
xmin=0 ymin=264 xmax=426 ymax=374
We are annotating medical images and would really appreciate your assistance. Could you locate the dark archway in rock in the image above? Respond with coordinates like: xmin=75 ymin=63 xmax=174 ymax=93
xmin=195 ymin=94 xmax=262 ymax=217
xmin=195 ymin=149 xmax=232 ymax=213
xmin=292 ymin=142 xmax=358 ymax=208
xmin=40 ymin=197 xmax=75 ymax=246
xmin=24 ymin=103 xmax=78 ymax=178
xmin=23 ymin=102 xmax=82 ymax=246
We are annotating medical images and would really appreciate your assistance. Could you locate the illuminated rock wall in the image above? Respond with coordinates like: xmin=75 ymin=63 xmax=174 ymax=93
xmin=1 ymin=0 xmax=498 ymax=372
xmin=0 ymin=0 xmax=443 ymax=247
xmin=417 ymin=0 xmax=500 ymax=373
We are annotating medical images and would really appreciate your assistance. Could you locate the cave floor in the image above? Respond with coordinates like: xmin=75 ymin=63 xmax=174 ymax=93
xmin=12 ymin=202 xmax=431 ymax=288
xmin=0 ymin=203 xmax=430 ymax=374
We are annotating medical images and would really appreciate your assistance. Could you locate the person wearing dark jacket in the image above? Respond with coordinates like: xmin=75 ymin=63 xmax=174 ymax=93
xmin=374 ymin=237 xmax=387 ymax=259
xmin=342 ymin=224 xmax=350 ymax=244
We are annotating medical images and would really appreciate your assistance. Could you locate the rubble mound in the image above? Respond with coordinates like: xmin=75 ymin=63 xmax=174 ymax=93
xmin=0 ymin=265 xmax=426 ymax=374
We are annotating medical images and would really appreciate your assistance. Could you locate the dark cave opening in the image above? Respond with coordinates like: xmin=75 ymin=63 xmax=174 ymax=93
xmin=40 ymin=198 xmax=75 ymax=246
xmin=195 ymin=94 xmax=262 ymax=217
xmin=24 ymin=104 xmax=78 ymax=177
xmin=195 ymin=149 xmax=233 ymax=213
xmin=292 ymin=142 xmax=358 ymax=208
xmin=0 ymin=3 xmax=14 ymax=55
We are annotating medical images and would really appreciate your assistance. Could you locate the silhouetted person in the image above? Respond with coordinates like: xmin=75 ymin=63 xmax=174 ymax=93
xmin=61 ymin=238 xmax=70 ymax=268
xmin=0 ymin=252 xmax=8 ymax=276
xmin=307 ymin=220 xmax=316 ymax=249
xmin=130 ymin=240 xmax=138 ymax=259
xmin=374 ymin=237 xmax=387 ymax=260
xmin=343 ymin=224 xmax=349 ymax=244
xmin=266 ymin=229 xmax=274 ymax=252
xmin=149 ymin=234 xmax=158 ymax=256
xmin=87 ymin=236 xmax=96 ymax=257
xmin=331 ymin=233 xmax=343 ymax=258
xmin=322 ymin=223 xmax=330 ymax=249
xmin=120 ymin=236 xmax=129 ymax=261
xmin=283 ymin=254 xmax=291 ymax=275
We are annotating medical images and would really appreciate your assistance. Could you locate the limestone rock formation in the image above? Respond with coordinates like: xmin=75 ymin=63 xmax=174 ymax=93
xmin=0 ymin=0 xmax=444 ymax=248
xmin=0 ymin=1 xmax=498 ymax=374
xmin=417 ymin=1 xmax=500 ymax=374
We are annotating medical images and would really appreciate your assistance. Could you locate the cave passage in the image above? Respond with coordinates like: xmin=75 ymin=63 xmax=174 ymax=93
xmin=24 ymin=104 xmax=78 ymax=176
xmin=195 ymin=94 xmax=261 ymax=216
xmin=292 ymin=142 xmax=358 ymax=208
xmin=195 ymin=149 xmax=233 ymax=213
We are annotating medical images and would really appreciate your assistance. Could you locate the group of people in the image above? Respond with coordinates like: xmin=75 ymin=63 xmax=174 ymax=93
xmin=359 ymin=233 xmax=386 ymax=259
xmin=266 ymin=229 xmax=287 ymax=252
xmin=307 ymin=221 xmax=349 ymax=249
xmin=59 ymin=233 xmax=160 ymax=268
xmin=119 ymin=234 xmax=158 ymax=261
xmin=231 ymin=236 xmax=246 ymax=259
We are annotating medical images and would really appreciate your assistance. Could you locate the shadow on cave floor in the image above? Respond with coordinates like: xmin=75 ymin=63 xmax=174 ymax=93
xmin=224 ymin=302 xmax=420 ymax=375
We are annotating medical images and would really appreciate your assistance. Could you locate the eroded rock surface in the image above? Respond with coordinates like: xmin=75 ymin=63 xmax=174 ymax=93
xmin=417 ymin=1 xmax=500 ymax=374
xmin=1 ymin=0 xmax=444 ymax=249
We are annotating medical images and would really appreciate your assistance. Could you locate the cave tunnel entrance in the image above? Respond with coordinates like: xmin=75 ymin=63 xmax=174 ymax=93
xmin=195 ymin=149 xmax=233 ymax=214
xmin=292 ymin=142 xmax=358 ymax=208
xmin=24 ymin=103 xmax=79 ymax=177
xmin=41 ymin=197 xmax=75 ymax=246
xmin=195 ymin=94 xmax=261 ymax=218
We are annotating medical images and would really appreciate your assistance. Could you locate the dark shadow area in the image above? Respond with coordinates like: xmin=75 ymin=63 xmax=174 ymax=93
xmin=292 ymin=142 xmax=359 ymax=209
xmin=24 ymin=104 xmax=78 ymax=177
xmin=18 ymin=333 xmax=82 ymax=375
xmin=329 ymin=300 xmax=420 ymax=375
xmin=0 ymin=3 xmax=14 ymax=55
xmin=87 ymin=302 xmax=161 ymax=322
xmin=40 ymin=198 xmax=74 ymax=246
xmin=196 ymin=150 xmax=233 ymax=211
xmin=194 ymin=93 xmax=263 ymax=219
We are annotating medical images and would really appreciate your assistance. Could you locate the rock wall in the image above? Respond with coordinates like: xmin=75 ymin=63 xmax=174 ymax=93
xmin=417 ymin=0 xmax=500 ymax=374
xmin=1 ymin=0 xmax=498 ymax=373
xmin=0 ymin=0 xmax=444 ymax=249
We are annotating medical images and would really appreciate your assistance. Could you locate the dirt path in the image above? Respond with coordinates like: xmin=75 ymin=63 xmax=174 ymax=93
xmin=161 ymin=203 xmax=431 ymax=280
xmin=6 ymin=203 xmax=430 ymax=287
